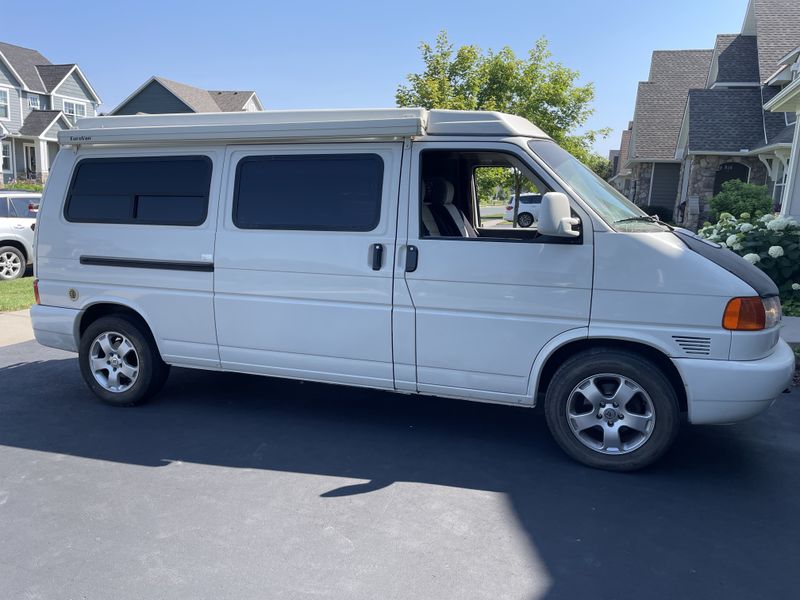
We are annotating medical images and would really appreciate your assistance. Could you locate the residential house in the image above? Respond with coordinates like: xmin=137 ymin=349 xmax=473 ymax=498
xmin=765 ymin=45 xmax=800 ymax=217
xmin=0 ymin=41 xmax=100 ymax=183
xmin=624 ymin=50 xmax=713 ymax=217
xmin=111 ymin=76 xmax=263 ymax=115
xmin=613 ymin=0 xmax=800 ymax=229
xmin=608 ymin=122 xmax=633 ymax=196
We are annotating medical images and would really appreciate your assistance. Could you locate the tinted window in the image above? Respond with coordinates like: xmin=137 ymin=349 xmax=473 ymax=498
xmin=0 ymin=199 xmax=8 ymax=218
xmin=234 ymin=154 xmax=383 ymax=231
xmin=65 ymin=156 xmax=212 ymax=225
xmin=519 ymin=195 xmax=541 ymax=205
xmin=9 ymin=197 xmax=39 ymax=218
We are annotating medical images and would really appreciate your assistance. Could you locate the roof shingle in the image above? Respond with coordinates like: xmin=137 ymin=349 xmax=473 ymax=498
xmin=754 ymin=0 xmax=800 ymax=83
xmin=712 ymin=35 xmax=759 ymax=83
xmin=631 ymin=50 xmax=713 ymax=161
xmin=18 ymin=110 xmax=65 ymax=137
xmin=687 ymin=88 xmax=766 ymax=152
xmin=0 ymin=41 xmax=49 ymax=92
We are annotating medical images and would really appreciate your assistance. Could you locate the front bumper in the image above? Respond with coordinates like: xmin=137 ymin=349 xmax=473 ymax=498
xmin=31 ymin=304 xmax=79 ymax=353
xmin=675 ymin=339 xmax=794 ymax=425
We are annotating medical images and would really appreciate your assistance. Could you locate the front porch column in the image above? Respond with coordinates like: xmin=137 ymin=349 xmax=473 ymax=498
xmin=780 ymin=120 xmax=800 ymax=218
xmin=36 ymin=138 xmax=49 ymax=182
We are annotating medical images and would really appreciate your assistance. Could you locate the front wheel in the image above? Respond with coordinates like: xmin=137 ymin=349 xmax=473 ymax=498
xmin=544 ymin=349 xmax=680 ymax=471
xmin=79 ymin=314 xmax=170 ymax=406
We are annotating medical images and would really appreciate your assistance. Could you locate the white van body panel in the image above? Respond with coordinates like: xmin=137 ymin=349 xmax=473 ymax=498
xmin=399 ymin=141 xmax=594 ymax=404
xmin=35 ymin=146 xmax=223 ymax=369
xmin=591 ymin=231 xmax=758 ymax=361
xmin=213 ymin=143 xmax=402 ymax=389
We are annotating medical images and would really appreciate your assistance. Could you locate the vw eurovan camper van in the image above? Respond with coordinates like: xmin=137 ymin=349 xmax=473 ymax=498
xmin=31 ymin=109 xmax=794 ymax=470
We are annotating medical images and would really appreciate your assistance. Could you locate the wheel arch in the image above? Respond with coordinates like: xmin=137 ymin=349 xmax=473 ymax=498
xmin=76 ymin=301 xmax=163 ymax=357
xmin=531 ymin=335 xmax=687 ymax=413
xmin=0 ymin=239 xmax=30 ymax=262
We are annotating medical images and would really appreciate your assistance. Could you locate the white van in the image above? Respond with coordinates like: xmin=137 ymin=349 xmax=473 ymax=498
xmin=31 ymin=109 xmax=794 ymax=470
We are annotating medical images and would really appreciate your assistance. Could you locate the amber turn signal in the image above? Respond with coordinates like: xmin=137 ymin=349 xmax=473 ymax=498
xmin=722 ymin=297 xmax=765 ymax=331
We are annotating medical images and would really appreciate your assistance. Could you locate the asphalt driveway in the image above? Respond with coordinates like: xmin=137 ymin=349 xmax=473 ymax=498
xmin=0 ymin=340 xmax=798 ymax=599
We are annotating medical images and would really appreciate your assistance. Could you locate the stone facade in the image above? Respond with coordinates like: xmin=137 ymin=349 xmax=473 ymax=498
xmin=629 ymin=162 xmax=653 ymax=206
xmin=685 ymin=155 xmax=767 ymax=227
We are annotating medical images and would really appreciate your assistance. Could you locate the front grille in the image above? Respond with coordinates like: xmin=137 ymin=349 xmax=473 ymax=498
xmin=672 ymin=336 xmax=712 ymax=356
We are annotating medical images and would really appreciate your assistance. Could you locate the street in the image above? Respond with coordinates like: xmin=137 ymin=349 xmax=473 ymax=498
xmin=0 ymin=340 xmax=798 ymax=599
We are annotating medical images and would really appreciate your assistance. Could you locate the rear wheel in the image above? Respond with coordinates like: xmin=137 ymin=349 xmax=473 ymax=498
xmin=517 ymin=212 xmax=534 ymax=228
xmin=544 ymin=349 xmax=680 ymax=471
xmin=0 ymin=246 xmax=25 ymax=280
xmin=79 ymin=314 xmax=170 ymax=406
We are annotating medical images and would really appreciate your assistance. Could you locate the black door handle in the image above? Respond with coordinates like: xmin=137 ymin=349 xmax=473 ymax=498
xmin=405 ymin=246 xmax=418 ymax=272
xmin=370 ymin=243 xmax=384 ymax=270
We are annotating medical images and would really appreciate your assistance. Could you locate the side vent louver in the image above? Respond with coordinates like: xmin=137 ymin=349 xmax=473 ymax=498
xmin=672 ymin=336 xmax=712 ymax=356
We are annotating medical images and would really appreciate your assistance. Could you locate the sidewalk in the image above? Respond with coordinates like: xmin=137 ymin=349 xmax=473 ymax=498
xmin=0 ymin=309 xmax=34 ymax=346
xmin=782 ymin=316 xmax=800 ymax=346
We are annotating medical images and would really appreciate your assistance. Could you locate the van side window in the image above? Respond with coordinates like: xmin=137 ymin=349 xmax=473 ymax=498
xmin=419 ymin=150 xmax=550 ymax=241
xmin=0 ymin=199 xmax=8 ymax=218
xmin=233 ymin=154 xmax=383 ymax=231
xmin=65 ymin=156 xmax=212 ymax=226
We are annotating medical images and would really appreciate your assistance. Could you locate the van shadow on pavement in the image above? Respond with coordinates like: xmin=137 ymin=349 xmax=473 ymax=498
xmin=0 ymin=342 xmax=797 ymax=599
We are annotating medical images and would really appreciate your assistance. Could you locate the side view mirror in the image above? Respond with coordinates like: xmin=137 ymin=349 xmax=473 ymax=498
xmin=538 ymin=192 xmax=580 ymax=238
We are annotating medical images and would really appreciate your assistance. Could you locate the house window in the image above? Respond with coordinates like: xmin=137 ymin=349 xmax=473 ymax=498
xmin=1 ymin=142 xmax=10 ymax=172
xmin=63 ymin=100 xmax=87 ymax=124
xmin=0 ymin=89 xmax=9 ymax=119
xmin=28 ymin=94 xmax=40 ymax=110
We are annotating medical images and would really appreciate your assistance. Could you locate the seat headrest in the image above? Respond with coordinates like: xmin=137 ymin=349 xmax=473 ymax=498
xmin=423 ymin=178 xmax=454 ymax=206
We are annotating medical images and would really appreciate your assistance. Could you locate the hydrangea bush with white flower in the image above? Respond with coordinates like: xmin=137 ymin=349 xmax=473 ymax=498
xmin=698 ymin=213 xmax=800 ymax=309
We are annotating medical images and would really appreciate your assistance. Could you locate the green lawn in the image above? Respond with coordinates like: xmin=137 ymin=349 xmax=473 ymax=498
xmin=0 ymin=276 xmax=35 ymax=312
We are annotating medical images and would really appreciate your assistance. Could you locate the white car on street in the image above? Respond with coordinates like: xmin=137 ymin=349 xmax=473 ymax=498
xmin=504 ymin=193 xmax=542 ymax=227
xmin=0 ymin=191 xmax=40 ymax=280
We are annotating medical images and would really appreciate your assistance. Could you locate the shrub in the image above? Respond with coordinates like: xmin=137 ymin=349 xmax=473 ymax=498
xmin=708 ymin=180 xmax=772 ymax=221
xmin=2 ymin=179 xmax=44 ymax=193
xmin=698 ymin=213 xmax=800 ymax=299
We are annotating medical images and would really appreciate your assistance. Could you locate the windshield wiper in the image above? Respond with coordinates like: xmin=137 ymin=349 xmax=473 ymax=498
xmin=614 ymin=215 xmax=673 ymax=230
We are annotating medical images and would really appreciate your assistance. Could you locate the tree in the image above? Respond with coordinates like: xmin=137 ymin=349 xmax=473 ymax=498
xmin=396 ymin=31 xmax=610 ymax=170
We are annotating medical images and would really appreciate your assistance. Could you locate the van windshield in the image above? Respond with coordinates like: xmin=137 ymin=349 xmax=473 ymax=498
xmin=527 ymin=139 xmax=669 ymax=232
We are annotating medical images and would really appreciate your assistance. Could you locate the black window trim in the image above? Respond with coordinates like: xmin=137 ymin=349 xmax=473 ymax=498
xmin=63 ymin=155 xmax=213 ymax=227
xmin=232 ymin=152 xmax=385 ymax=232
xmin=418 ymin=147 xmax=583 ymax=245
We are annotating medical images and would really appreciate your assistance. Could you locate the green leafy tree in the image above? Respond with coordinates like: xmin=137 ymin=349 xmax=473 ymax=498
xmin=709 ymin=180 xmax=773 ymax=222
xmin=396 ymin=31 xmax=610 ymax=170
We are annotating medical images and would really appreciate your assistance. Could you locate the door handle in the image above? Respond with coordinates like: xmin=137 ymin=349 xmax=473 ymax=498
xmin=405 ymin=246 xmax=418 ymax=273
xmin=12 ymin=224 xmax=26 ymax=230
xmin=370 ymin=243 xmax=384 ymax=271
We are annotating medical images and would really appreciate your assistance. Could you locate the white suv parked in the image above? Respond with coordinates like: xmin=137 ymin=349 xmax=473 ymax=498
xmin=0 ymin=191 xmax=40 ymax=280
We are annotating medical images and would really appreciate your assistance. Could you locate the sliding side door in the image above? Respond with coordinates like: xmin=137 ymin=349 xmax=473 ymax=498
xmin=214 ymin=143 xmax=403 ymax=389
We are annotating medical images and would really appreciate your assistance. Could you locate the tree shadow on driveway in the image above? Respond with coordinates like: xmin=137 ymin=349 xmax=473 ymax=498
xmin=0 ymin=343 xmax=798 ymax=599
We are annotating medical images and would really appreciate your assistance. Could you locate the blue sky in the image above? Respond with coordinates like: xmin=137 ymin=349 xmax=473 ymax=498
xmin=5 ymin=0 xmax=747 ymax=155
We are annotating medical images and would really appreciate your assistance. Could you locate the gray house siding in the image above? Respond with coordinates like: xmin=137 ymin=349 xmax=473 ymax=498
xmin=44 ymin=118 xmax=67 ymax=140
xmin=0 ymin=84 xmax=22 ymax=131
xmin=54 ymin=71 xmax=94 ymax=102
xmin=21 ymin=90 xmax=50 ymax=120
xmin=114 ymin=80 xmax=193 ymax=115
xmin=649 ymin=162 xmax=682 ymax=208
xmin=0 ymin=59 xmax=20 ymax=87
xmin=51 ymin=94 xmax=96 ymax=117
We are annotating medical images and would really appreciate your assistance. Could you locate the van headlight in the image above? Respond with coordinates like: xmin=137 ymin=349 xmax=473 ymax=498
xmin=722 ymin=296 xmax=781 ymax=331
xmin=763 ymin=296 xmax=781 ymax=329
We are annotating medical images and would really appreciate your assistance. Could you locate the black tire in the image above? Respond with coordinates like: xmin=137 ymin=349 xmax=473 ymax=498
xmin=79 ymin=314 xmax=170 ymax=406
xmin=0 ymin=246 xmax=26 ymax=281
xmin=544 ymin=349 xmax=680 ymax=471
xmin=517 ymin=212 xmax=534 ymax=228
